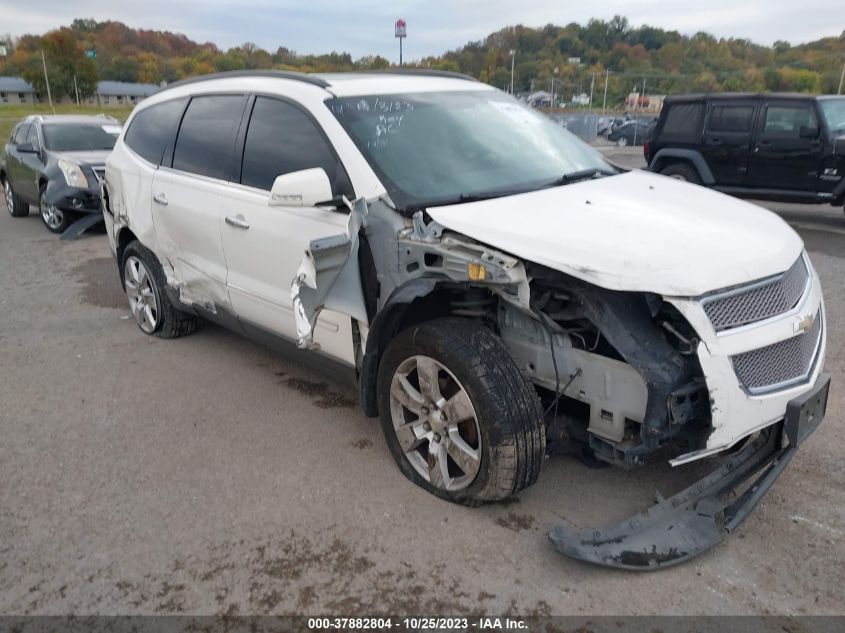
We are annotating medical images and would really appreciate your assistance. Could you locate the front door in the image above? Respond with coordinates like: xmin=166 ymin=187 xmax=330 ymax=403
xmin=219 ymin=95 xmax=358 ymax=363
xmin=748 ymin=100 xmax=824 ymax=191
xmin=702 ymin=101 xmax=756 ymax=185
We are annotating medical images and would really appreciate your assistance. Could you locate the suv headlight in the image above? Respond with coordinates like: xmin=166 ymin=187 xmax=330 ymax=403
xmin=58 ymin=159 xmax=89 ymax=188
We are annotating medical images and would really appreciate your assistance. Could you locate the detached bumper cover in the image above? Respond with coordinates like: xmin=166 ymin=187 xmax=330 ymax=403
xmin=549 ymin=373 xmax=830 ymax=570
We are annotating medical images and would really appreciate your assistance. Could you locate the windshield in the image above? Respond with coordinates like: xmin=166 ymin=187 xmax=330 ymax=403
xmin=328 ymin=90 xmax=612 ymax=211
xmin=43 ymin=123 xmax=120 ymax=152
xmin=819 ymin=98 xmax=845 ymax=135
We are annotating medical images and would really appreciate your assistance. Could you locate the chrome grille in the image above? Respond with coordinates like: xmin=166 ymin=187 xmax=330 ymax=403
xmin=731 ymin=311 xmax=822 ymax=394
xmin=703 ymin=255 xmax=809 ymax=331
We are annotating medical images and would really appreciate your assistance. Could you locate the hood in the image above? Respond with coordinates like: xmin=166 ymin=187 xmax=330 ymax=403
xmin=53 ymin=149 xmax=112 ymax=166
xmin=426 ymin=170 xmax=803 ymax=297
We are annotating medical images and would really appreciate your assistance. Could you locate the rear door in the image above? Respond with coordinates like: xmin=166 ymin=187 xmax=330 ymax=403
xmin=151 ymin=93 xmax=247 ymax=312
xmin=701 ymin=100 xmax=757 ymax=185
xmin=748 ymin=99 xmax=824 ymax=191
xmin=219 ymin=94 xmax=359 ymax=362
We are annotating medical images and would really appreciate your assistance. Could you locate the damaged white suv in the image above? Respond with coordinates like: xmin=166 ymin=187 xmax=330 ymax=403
xmin=103 ymin=71 xmax=829 ymax=570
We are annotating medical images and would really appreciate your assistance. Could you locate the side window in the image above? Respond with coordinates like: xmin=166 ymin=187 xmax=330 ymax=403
xmin=240 ymin=96 xmax=351 ymax=195
xmin=25 ymin=124 xmax=39 ymax=148
xmin=172 ymin=95 xmax=245 ymax=180
xmin=762 ymin=105 xmax=817 ymax=137
xmin=124 ymin=98 xmax=187 ymax=165
xmin=708 ymin=105 xmax=754 ymax=133
xmin=13 ymin=123 xmax=31 ymax=145
xmin=660 ymin=103 xmax=704 ymax=141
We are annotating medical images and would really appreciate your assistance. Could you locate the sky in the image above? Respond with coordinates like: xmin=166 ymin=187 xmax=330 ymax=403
xmin=1 ymin=0 xmax=843 ymax=61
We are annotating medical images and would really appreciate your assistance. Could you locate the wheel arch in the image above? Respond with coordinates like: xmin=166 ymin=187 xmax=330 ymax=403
xmin=649 ymin=149 xmax=714 ymax=184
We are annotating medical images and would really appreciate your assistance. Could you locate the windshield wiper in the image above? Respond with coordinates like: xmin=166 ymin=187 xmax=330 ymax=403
xmin=548 ymin=168 xmax=614 ymax=188
xmin=405 ymin=189 xmax=526 ymax=213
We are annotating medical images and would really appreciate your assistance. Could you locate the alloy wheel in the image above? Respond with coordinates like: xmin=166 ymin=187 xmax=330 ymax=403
xmin=40 ymin=191 xmax=64 ymax=230
xmin=388 ymin=355 xmax=482 ymax=491
xmin=124 ymin=255 xmax=159 ymax=334
xmin=4 ymin=181 xmax=14 ymax=215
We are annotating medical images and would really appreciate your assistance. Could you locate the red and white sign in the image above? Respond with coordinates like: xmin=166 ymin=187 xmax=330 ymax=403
xmin=395 ymin=19 xmax=407 ymax=38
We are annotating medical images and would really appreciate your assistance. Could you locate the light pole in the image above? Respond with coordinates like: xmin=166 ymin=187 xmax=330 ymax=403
xmin=602 ymin=68 xmax=609 ymax=114
xmin=838 ymin=59 xmax=845 ymax=95
xmin=551 ymin=66 xmax=559 ymax=110
xmin=509 ymin=49 xmax=515 ymax=94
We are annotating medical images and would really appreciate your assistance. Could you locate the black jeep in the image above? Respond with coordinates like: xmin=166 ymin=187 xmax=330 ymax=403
xmin=645 ymin=93 xmax=845 ymax=210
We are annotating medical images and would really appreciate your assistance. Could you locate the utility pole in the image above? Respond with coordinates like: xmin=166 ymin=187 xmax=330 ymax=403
xmin=40 ymin=50 xmax=54 ymax=114
xmin=73 ymin=75 xmax=80 ymax=107
xmin=509 ymin=49 xmax=515 ymax=94
xmin=838 ymin=60 xmax=845 ymax=95
xmin=589 ymin=73 xmax=595 ymax=113
xmin=602 ymin=68 xmax=609 ymax=114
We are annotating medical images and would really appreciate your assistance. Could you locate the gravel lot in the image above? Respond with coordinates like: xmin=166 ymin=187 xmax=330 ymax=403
xmin=1 ymin=172 xmax=843 ymax=615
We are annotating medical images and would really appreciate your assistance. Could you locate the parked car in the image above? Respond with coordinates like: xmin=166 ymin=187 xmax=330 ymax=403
xmin=1 ymin=114 xmax=120 ymax=234
xmin=607 ymin=118 xmax=654 ymax=146
xmin=646 ymin=93 xmax=845 ymax=211
xmin=103 ymin=71 xmax=828 ymax=569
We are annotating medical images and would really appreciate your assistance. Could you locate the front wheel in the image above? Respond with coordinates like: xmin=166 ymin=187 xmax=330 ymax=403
xmin=616 ymin=136 xmax=629 ymax=147
xmin=39 ymin=187 xmax=73 ymax=233
xmin=377 ymin=318 xmax=545 ymax=505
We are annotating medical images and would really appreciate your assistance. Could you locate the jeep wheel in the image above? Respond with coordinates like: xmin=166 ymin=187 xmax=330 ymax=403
xmin=378 ymin=318 xmax=545 ymax=505
xmin=122 ymin=241 xmax=197 ymax=338
xmin=39 ymin=187 xmax=72 ymax=233
xmin=616 ymin=136 xmax=629 ymax=147
xmin=4 ymin=178 xmax=29 ymax=218
xmin=660 ymin=162 xmax=701 ymax=185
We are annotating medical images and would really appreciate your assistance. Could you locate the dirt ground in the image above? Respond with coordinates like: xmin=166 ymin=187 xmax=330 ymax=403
xmin=0 ymin=175 xmax=843 ymax=615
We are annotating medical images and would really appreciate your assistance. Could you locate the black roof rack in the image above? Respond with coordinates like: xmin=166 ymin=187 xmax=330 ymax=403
xmin=153 ymin=70 xmax=331 ymax=95
xmin=347 ymin=68 xmax=479 ymax=82
xmin=152 ymin=68 xmax=480 ymax=97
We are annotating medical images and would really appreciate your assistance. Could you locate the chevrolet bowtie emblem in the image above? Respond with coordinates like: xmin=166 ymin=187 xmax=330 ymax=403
xmin=794 ymin=312 xmax=816 ymax=334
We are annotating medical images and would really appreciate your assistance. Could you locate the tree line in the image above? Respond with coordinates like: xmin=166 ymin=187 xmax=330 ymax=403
xmin=1 ymin=16 xmax=843 ymax=104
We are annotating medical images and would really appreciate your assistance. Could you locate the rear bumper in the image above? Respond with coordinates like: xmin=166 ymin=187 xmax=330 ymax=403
xmin=549 ymin=372 xmax=830 ymax=570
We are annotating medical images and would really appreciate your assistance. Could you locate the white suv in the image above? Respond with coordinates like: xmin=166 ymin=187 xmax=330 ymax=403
xmin=103 ymin=71 xmax=829 ymax=569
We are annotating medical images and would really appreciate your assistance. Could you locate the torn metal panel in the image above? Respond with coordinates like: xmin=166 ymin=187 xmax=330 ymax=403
xmin=292 ymin=197 xmax=369 ymax=349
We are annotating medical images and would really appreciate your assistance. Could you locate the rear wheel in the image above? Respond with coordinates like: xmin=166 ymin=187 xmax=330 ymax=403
xmin=378 ymin=318 xmax=545 ymax=505
xmin=121 ymin=241 xmax=198 ymax=338
xmin=616 ymin=136 xmax=629 ymax=147
xmin=39 ymin=186 xmax=72 ymax=233
xmin=660 ymin=162 xmax=702 ymax=185
xmin=3 ymin=178 xmax=29 ymax=218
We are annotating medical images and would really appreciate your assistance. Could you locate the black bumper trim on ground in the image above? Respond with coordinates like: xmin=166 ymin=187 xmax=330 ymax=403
xmin=549 ymin=373 xmax=830 ymax=570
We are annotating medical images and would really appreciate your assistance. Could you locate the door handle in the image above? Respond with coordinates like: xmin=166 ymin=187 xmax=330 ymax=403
xmin=225 ymin=214 xmax=250 ymax=229
xmin=153 ymin=193 xmax=168 ymax=206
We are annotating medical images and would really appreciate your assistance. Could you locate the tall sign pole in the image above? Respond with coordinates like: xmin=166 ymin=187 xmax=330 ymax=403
xmin=395 ymin=19 xmax=406 ymax=67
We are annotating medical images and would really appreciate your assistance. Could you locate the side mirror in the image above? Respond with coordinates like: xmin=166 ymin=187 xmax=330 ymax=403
xmin=17 ymin=142 xmax=36 ymax=153
xmin=269 ymin=168 xmax=333 ymax=208
xmin=799 ymin=125 xmax=820 ymax=140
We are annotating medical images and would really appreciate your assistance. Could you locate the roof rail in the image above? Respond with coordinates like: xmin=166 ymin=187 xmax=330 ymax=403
xmin=153 ymin=70 xmax=331 ymax=95
xmin=355 ymin=68 xmax=479 ymax=82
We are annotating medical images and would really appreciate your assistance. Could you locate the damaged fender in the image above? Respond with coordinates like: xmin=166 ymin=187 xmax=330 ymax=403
xmin=291 ymin=197 xmax=369 ymax=349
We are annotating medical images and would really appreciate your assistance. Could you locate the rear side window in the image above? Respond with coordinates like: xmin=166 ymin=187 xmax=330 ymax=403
xmin=13 ymin=123 xmax=30 ymax=145
xmin=762 ymin=105 xmax=817 ymax=137
xmin=660 ymin=103 xmax=704 ymax=140
xmin=708 ymin=105 xmax=754 ymax=133
xmin=240 ymin=96 xmax=349 ymax=195
xmin=124 ymin=98 xmax=187 ymax=165
xmin=173 ymin=95 xmax=245 ymax=180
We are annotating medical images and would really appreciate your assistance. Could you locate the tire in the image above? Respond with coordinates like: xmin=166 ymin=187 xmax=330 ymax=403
xmin=3 ymin=177 xmax=29 ymax=218
xmin=121 ymin=241 xmax=198 ymax=339
xmin=616 ymin=136 xmax=628 ymax=147
xmin=660 ymin=162 xmax=702 ymax=185
xmin=39 ymin=185 xmax=73 ymax=233
xmin=377 ymin=317 xmax=545 ymax=505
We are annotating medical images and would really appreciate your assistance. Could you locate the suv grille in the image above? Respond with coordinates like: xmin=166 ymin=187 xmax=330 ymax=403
xmin=703 ymin=255 xmax=809 ymax=331
xmin=731 ymin=311 xmax=822 ymax=394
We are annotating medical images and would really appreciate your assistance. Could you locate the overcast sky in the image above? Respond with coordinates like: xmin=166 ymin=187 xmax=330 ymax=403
xmin=2 ymin=0 xmax=842 ymax=61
